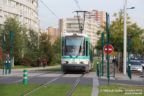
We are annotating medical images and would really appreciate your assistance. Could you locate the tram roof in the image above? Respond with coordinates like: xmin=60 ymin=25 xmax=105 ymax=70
xmin=63 ymin=33 xmax=88 ymax=37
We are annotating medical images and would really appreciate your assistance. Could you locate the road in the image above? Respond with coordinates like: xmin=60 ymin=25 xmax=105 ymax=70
xmin=0 ymin=71 xmax=93 ymax=86
xmin=0 ymin=69 xmax=143 ymax=86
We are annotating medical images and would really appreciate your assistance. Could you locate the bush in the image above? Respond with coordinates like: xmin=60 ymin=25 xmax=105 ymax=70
xmin=15 ymin=56 xmax=33 ymax=66
xmin=0 ymin=57 xmax=3 ymax=66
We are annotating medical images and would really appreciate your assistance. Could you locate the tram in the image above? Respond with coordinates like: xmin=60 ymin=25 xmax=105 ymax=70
xmin=61 ymin=33 xmax=94 ymax=73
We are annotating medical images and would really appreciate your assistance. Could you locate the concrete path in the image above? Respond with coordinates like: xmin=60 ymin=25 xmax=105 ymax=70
xmin=91 ymin=72 xmax=99 ymax=96
xmin=98 ymin=73 xmax=144 ymax=86
xmin=0 ymin=65 xmax=60 ymax=75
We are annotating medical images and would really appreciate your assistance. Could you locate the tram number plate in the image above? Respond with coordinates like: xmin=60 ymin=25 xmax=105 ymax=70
xmin=72 ymin=62 xmax=76 ymax=64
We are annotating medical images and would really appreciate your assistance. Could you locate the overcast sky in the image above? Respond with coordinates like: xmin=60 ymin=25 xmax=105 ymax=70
xmin=38 ymin=0 xmax=144 ymax=29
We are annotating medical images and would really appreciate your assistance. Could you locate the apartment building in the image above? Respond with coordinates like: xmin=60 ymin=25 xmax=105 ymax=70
xmin=85 ymin=10 xmax=106 ymax=27
xmin=0 ymin=0 xmax=39 ymax=32
xmin=47 ymin=27 xmax=56 ymax=44
xmin=59 ymin=16 xmax=100 ymax=47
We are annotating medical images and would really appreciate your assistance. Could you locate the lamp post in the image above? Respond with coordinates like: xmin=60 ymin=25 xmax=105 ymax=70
xmin=123 ymin=0 xmax=135 ymax=75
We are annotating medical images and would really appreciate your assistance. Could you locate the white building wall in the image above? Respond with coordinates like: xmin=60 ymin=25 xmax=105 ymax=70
xmin=59 ymin=16 xmax=100 ymax=47
xmin=0 ymin=0 xmax=39 ymax=32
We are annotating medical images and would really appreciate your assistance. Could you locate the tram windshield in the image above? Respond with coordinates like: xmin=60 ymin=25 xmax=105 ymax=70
xmin=64 ymin=36 xmax=86 ymax=57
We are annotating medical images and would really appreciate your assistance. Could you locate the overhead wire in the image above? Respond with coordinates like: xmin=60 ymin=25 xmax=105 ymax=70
xmin=73 ymin=0 xmax=81 ymax=10
xmin=39 ymin=0 xmax=59 ymax=19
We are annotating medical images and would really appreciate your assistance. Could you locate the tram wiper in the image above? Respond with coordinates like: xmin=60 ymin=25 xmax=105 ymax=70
xmin=69 ymin=54 xmax=72 ymax=58
xmin=76 ymin=45 xmax=82 ymax=57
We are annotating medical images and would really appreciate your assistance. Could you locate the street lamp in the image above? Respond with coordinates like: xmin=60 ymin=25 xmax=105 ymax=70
xmin=127 ymin=7 xmax=135 ymax=9
xmin=123 ymin=0 xmax=135 ymax=75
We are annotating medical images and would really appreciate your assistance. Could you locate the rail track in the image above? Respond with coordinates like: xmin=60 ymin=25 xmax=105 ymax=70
xmin=23 ymin=73 xmax=66 ymax=96
xmin=22 ymin=72 xmax=86 ymax=96
xmin=66 ymin=73 xmax=85 ymax=96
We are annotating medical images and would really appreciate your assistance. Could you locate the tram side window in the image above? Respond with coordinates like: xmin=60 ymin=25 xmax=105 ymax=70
xmin=86 ymin=41 xmax=88 ymax=56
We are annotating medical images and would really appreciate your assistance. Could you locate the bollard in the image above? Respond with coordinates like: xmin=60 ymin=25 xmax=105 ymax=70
xmin=97 ymin=62 xmax=99 ymax=77
xmin=128 ymin=64 xmax=132 ymax=79
xmin=23 ymin=69 xmax=28 ymax=85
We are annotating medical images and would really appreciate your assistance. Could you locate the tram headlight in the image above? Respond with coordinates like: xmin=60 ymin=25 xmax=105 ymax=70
xmin=64 ymin=61 xmax=68 ymax=64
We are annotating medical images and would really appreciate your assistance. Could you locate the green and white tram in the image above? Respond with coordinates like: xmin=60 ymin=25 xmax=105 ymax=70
xmin=61 ymin=33 xmax=94 ymax=73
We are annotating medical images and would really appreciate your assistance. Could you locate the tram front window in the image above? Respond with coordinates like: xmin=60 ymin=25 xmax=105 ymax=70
xmin=64 ymin=36 xmax=85 ymax=57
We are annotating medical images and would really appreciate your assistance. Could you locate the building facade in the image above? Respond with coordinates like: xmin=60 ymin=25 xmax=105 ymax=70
xmin=59 ymin=16 xmax=100 ymax=47
xmin=85 ymin=10 xmax=106 ymax=27
xmin=47 ymin=27 xmax=56 ymax=44
xmin=0 ymin=0 xmax=39 ymax=32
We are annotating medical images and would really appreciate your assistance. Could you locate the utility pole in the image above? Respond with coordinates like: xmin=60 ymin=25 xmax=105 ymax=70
xmin=106 ymin=13 xmax=110 ymax=84
xmin=123 ymin=0 xmax=127 ymax=75
xmin=101 ymin=32 xmax=104 ymax=76
xmin=38 ymin=19 xmax=40 ymax=50
xmin=21 ymin=10 xmax=24 ymax=58
xmin=2 ymin=35 xmax=5 ymax=75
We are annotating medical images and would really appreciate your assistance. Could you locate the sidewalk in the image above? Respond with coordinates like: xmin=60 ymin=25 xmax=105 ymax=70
xmin=99 ymin=73 xmax=144 ymax=81
xmin=91 ymin=72 xmax=99 ymax=96
xmin=13 ymin=65 xmax=60 ymax=71
xmin=0 ymin=65 xmax=60 ymax=75
xmin=98 ymin=73 xmax=144 ymax=86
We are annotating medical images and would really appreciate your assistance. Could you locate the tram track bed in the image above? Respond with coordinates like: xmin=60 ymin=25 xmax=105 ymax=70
xmin=0 ymin=71 xmax=96 ymax=96
xmin=0 ymin=84 xmax=93 ymax=96
xmin=0 ymin=73 xmax=93 ymax=96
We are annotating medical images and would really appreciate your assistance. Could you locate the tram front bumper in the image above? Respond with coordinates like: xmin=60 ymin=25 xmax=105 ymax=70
xmin=61 ymin=64 xmax=89 ymax=71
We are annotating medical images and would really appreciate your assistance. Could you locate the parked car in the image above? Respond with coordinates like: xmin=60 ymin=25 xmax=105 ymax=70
xmin=139 ymin=60 xmax=144 ymax=68
xmin=130 ymin=61 xmax=143 ymax=72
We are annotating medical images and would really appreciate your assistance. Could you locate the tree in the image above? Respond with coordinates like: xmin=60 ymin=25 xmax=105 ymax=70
xmin=39 ymin=32 xmax=55 ymax=65
xmin=1 ymin=17 xmax=27 ymax=62
xmin=52 ymin=36 xmax=61 ymax=64
xmin=26 ymin=29 xmax=39 ymax=58
xmin=96 ymin=10 xmax=144 ymax=54
xmin=96 ymin=10 xmax=144 ymax=71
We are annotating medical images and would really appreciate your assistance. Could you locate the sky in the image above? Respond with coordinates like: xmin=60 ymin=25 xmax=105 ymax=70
xmin=38 ymin=0 xmax=144 ymax=29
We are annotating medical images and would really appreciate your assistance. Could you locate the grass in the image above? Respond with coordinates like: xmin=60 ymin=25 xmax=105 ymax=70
xmin=0 ymin=84 xmax=93 ymax=96
xmin=99 ymin=84 xmax=144 ymax=96
xmin=0 ymin=65 xmax=32 ymax=69
xmin=72 ymin=85 xmax=92 ymax=96
xmin=12 ymin=65 xmax=32 ymax=69
xmin=90 ymin=58 xmax=101 ymax=72
xmin=29 ymin=84 xmax=72 ymax=96
xmin=0 ymin=84 xmax=40 ymax=96
xmin=38 ymin=67 xmax=61 ymax=71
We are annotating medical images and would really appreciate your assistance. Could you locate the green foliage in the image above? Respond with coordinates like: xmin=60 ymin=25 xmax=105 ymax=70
xmin=39 ymin=33 xmax=54 ymax=65
xmin=0 ymin=17 xmax=61 ymax=67
xmin=96 ymin=10 xmax=144 ymax=54
xmin=38 ymin=33 xmax=61 ymax=65
xmin=18 ymin=56 xmax=33 ymax=66
xmin=26 ymin=29 xmax=39 ymax=58
xmin=1 ymin=17 xmax=27 ymax=62
xmin=0 ymin=57 xmax=2 ymax=66
xmin=52 ymin=36 xmax=61 ymax=64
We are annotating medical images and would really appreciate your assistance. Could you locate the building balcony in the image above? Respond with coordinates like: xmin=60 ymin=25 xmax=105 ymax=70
xmin=13 ymin=0 xmax=38 ymax=13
